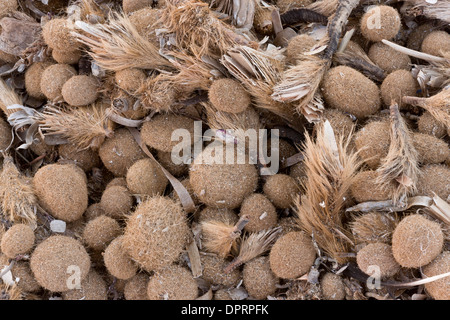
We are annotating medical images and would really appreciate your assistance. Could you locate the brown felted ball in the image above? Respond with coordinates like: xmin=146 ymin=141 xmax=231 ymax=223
xmin=278 ymin=216 xmax=300 ymax=236
xmin=321 ymin=273 xmax=345 ymax=300
xmin=115 ymin=68 xmax=146 ymax=92
xmin=200 ymin=254 xmax=241 ymax=287
xmin=98 ymin=128 xmax=146 ymax=177
xmin=354 ymin=120 xmax=390 ymax=169
xmin=0 ymin=117 xmax=12 ymax=154
xmin=421 ymin=31 xmax=450 ymax=57
xmin=100 ymin=185 xmax=133 ymax=219
xmin=321 ymin=66 xmax=381 ymax=119
xmin=40 ymin=63 xmax=77 ymax=101
xmin=322 ymin=108 xmax=354 ymax=139
xmin=51 ymin=49 xmax=81 ymax=65
xmin=11 ymin=261 xmax=41 ymax=293
xmin=196 ymin=207 xmax=238 ymax=225
xmin=82 ymin=215 xmax=121 ymax=251
xmin=412 ymin=132 xmax=450 ymax=165
xmin=356 ymin=242 xmax=400 ymax=279
xmin=156 ymin=150 xmax=189 ymax=177
xmin=269 ymin=231 xmax=316 ymax=279
xmin=62 ymin=270 xmax=107 ymax=300
xmin=263 ymin=174 xmax=299 ymax=209
xmin=381 ymin=70 xmax=419 ymax=106
xmin=417 ymin=111 xmax=447 ymax=138
xmin=103 ymin=235 xmax=138 ymax=280
xmin=126 ymin=158 xmax=168 ymax=196
xmin=33 ymin=163 xmax=88 ymax=222
xmin=423 ymin=251 xmax=450 ymax=300
xmin=30 ymin=235 xmax=91 ymax=292
xmin=416 ymin=164 xmax=450 ymax=200
xmin=84 ymin=203 xmax=105 ymax=221
xmin=392 ymin=214 xmax=444 ymax=268
xmin=122 ymin=196 xmax=189 ymax=272
xmin=124 ymin=273 xmax=149 ymax=300
xmin=239 ymin=193 xmax=278 ymax=232
xmin=129 ymin=8 xmax=161 ymax=45
xmin=106 ymin=177 xmax=128 ymax=189
xmin=1 ymin=224 xmax=35 ymax=258
xmin=61 ymin=75 xmax=99 ymax=107
xmin=209 ymin=78 xmax=251 ymax=114
xmin=123 ymin=0 xmax=153 ymax=14
xmin=277 ymin=0 xmax=313 ymax=13
xmin=0 ymin=0 xmax=17 ymax=18
xmin=243 ymin=256 xmax=278 ymax=299
xmin=368 ymin=42 xmax=411 ymax=74
xmin=286 ymin=34 xmax=317 ymax=64
xmin=58 ymin=143 xmax=100 ymax=172
xmin=42 ymin=18 xmax=81 ymax=51
xmin=406 ymin=23 xmax=436 ymax=51
xmin=350 ymin=170 xmax=395 ymax=202
xmin=189 ymin=143 xmax=259 ymax=209
xmin=360 ymin=5 xmax=401 ymax=42
xmin=25 ymin=61 xmax=54 ymax=99
xmin=141 ymin=113 xmax=198 ymax=153
xmin=147 ymin=265 xmax=198 ymax=300
xmin=274 ymin=139 xmax=297 ymax=165
xmin=289 ymin=161 xmax=307 ymax=187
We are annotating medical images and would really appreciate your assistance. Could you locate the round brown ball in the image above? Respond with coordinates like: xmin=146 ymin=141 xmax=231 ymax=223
xmin=100 ymin=185 xmax=133 ymax=219
xmin=269 ymin=231 xmax=316 ymax=279
xmin=322 ymin=108 xmax=354 ymax=139
xmin=356 ymin=242 xmax=400 ymax=279
xmin=421 ymin=31 xmax=450 ymax=57
xmin=156 ymin=150 xmax=189 ymax=177
xmin=0 ymin=117 xmax=12 ymax=153
xmin=263 ymin=174 xmax=299 ymax=209
xmin=200 ymin=254 xmax=241 ymax=287
xmin=412 ymin=132 xmax=450 ymax=165
xmin=105 ymin=177 xmax=128 ymax=190
xmin=381 ymin=69 xmax=418 ymax=106
xmin=417 ymin=111 xmax=447 ymax=138
xmin=42 ymin=18 xmax=81 ymax=51
xmin=239 ymin=193 xmax=278 ymax=232
xmin=423 ymin=251 xmax=450 ymax=300
xmin=360 ymin=5 xmax=401 ymax=42
xmin=126 ymin=158 xmax=168 ymax=196
xmin=123 ymin=0 xmax=153 ymax=14
xmin=196 ymin=207 xmax=238 ymax=225
xmin=321 ymin=273 xmax=345 ymax=300
xmin=103 ymin=235 xmax=138 ymax=280
xmin=58 ymin=143 xmax=100 ymax=172
xmin=350 ymin=170 xmax=395 ymax=203
xmin=1 ymin=224 xmax=35 ymax=259
xmin=392 ymin=214 xmax=444 ymax=268
xmin=33 ymin=163 xmax=88 ymax=222
xmin=354 ymin=120 xmax=390 ymax=169
xmin=368 ymin=42 xmax=411 ymax=74
xmin=321 ymin=66 xmax=381 ymax=119
xmin=147 ymin=265 xmax=198 ymax=300
xmin=286 ymin=34 xmax=317 ymax=64
xmin=52 ymin=49 xmax=81 ymax=65
xmin=243 ymin=256 xmax=278 ymax=299
xmin=11 ymin=261 xmax=41 ymax=293
xmin=124 ymin=273 xmax=149 ymax=300
xmin=62 ymin=270 xmax=107 ymax=300
xmin=62 ymin=75 xmax=99 ymax=106
xmin=40 ymin=63 xmax=77 ymax=101
xmin=416 ymin=164 xmax=450 ymax=200
xmin=82 ymin=215 xmax=121 ymax=251
xmin=30 ymin=235 xmax=91 ymax=292
xmin=209 ymin=78 xmax=251 ymax=114
xmin=25 ymin=61 xmax=54 ymax=99
xmin=84 ymin=203 xmax=105 ymax=221
xmin=115 ymin=68 xmax=146 ymax=92
xmin=406 ymin=23 xmax=437 ymax=51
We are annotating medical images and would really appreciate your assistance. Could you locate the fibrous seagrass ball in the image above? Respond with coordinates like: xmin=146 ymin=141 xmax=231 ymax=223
xmin=200 ymin=254 xmax=241 ymax=287
xmin=115 ymin=68 xmax=146 ymax=92
xmin=98 ymin=128 xmax=146 ymax=177
xmin=381 ymin=69 xmax=418 ymax=106
xmin=417 ymin=111 xmax=447 ymax=138
xmin=322 ymin=108 xmax=354 ymax=139
xmin=196 ymin=207 xmax=238 ymax=225
xmin=263 ymin=174 xmax=299 ymax=209
xmin=354 ymin=120 xmax=390 ymax=169
xmin=129 ymin=8 xmax=161 ymax=45
xmin=82 ymin=215 xmax=121 ymax=251
xmin=350 ymin=170 xmax=395 ymax=203
xmin=356 ymin=243 xmax=400 ymax=279
xmin=0 ymin=0 xmax=17 ymax=18
xmin=239 ymin=193 xmax=278 ymax=232
xmin=58 ymin=143 xmax=100 ymax=172
xmin=124 ymin=273 xmax=149 ymax=300
xmin=122 ymin=196 xmax=189 ymax=272
xmin=123 ymin=0 xmax=152 ymax=14
xmin=209 ymin=78 xmax=251 ymax=114
xmin=278 ymin=216 xmax=300 ymax=236
xmin=321 ymin=66 xmax=381 ymax=119
xmin=61 ymin=75 xmax=99 ymax=107
xmin=30 ymin=235 xmax=91 ymax=292
xmin=406 ymin=23 xmax=436 ymax=51
xmin=156 ymin=150 xmax=189 ymax=177
xmin=243 ymin=256 xmax=278 ymax=300
xmin=103 ymin=235 xmax=138 ymax=280
xmin=360 ymin=5 xmax=401 ymax=42
xmin=100 ymin=185 xmax=133 ymax=219
xmin=84 ymin=203 xmax=105 ymax=221
xmin=368 ymin=42 xmax=411 ymax=74
xmin=147 ymin=265 xmax=198 ymax=300
xmin=269 ymin=231 xmax=316 ymax=279
xmin=141 ymin=113 xmax=199 ymax=153
xmin=416 ymin=164 xmax=450 ymax=200
xmin=24 ymin=61 xmax=54 ymax=99
xmin=126 ymin=158 xmax=168 ymax=196
xmin=106 ymin=177 xmax=128 ymax=189
xmin=42 ymin=18 xmax=81 ymax=51
xmin=392 ymin=214 xmax=444 ymax=268
xmin=11 ymin=261 xmax=41 ymax=293
xmin=51 ymin=49 xmax=81 ymax=65
xmin=189 ymin=143 xmax=259 ymax=209
xmin=286 ymin=34 xmax=317 ymax=64
xmin=40 ymin=63 xmax=77 ymax=101
xmin=421 ymin=31 xmax=450 ymax=57
xmin=321 ymin=273 xmax=345 ymax=300
xmin=33 ymin=163 xmax=88 ymax=222
xmin=423 ymin=251 xmax=450 ymax=300
xmin=412 ymin=132 xmax=450 ymax=165
xmin=1 ymin=224 xmax=35 ymax=258
xmin=62 ymin=269 xmax=107 ymax=300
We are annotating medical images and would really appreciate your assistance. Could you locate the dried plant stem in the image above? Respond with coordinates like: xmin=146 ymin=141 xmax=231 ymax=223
xmin=0 ymin=78 xmax=22 ymax=117
xmin=381 ymin=39 xmax=447 ymax=63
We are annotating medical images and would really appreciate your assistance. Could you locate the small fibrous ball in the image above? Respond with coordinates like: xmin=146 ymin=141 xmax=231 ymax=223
xmin=40 ymin=63 xmax=77 ymax=101
xmin=52 ymin=49 xmax=81 ymax=65
xmin=126 ymin=158 xmax=168 ymax=196
xmin=423 ymin=251 xmax=450 ymax=300
xmin=269 ymin=231 xmax=316 ymax=279
xmin=33 ymin=164 xmax=88 ymax=222
xmin=417 ymin=112 xmax=447 ymax=138
xmin=100 ymin=186 xmax=133 ymax=219
xmin=356 ymin=243 xmax=400 ymax=279
xmin=42 ymin=18 xmax=81 ymax=51
xmin=147 ymin=265 xmax=198 ymax=300
xmin=11 ymin=261 xmax=41 ymax=293
xmin=30 ymin=235 xmax=91 ymax=292
xmin=416 ymin=164 xmax=450 ymax=200
xmin=412 ymin=132 xmax=450 ymax=165
xmin=58 ymin=143 xmax=100 ymax=172
xmin=239 ymin=193 xmax=278 ymax=232
xmin=322 ymin=108 xmax=354 ymax=139
xmin=82 ymin=215 xmax=121 ymax=251
xmin=263 ymin=174 xmax=299 ymax=209
xmin=25 ymin=61 xmax=54 ymax=99
xmin=0 ymin=117 xmax=12 ymax=153
xmin=122 ymin=196 xmax=189 ymax=272
xmin=106 ymin=177 xmax=128 ymax=190
xmin=421 ymin=31 xmax=450 ymax=57
xmin=354 ymin=120 xmax=390 ymax=169
xmin=62 ymin=75 xmax=99 ymax=106
xmin=62 ymin=270 xmax=107 ymax=300
xmin=350 ymin=170 xmax=395 ymax=203
xmin=380 ymin=70 xmax=418 ymax=106
xmin=360 ymin=5 xmax=401 ymax=42
xmin=392 ymin=214 xmax=444 ymax=268
xmin=406 ymin=22 xmax=436 ymax=51
xmin=321 ymin=66 xmax=381 ymax=119
xmin=368 ymin=42 xmax=411 ymax=74
xmin=98 ymin=128 xmax=146 ymax=177
xmin=115 ymin=68 xmax=146 ymax=92
xmin=103 ymin=236 xmax=138 ymax=280
xmin=0 ymin=0 xmax=17 ymax=18
xmin=124 ymin=273 xmax=149 ymax=300
xmin=286 ymin=34 xmax=317 ymax=64
xmin=321 ymin=273 xmax=345 ymax=300
xmin=84 ymin=203 xmax=105 ymax=221
xmin=200 ymin=254 xmax=241 ymax=287
xmin=209 ymin=78 xmax=251 ymax=114
xmin=156 ymin=150 xmax=189 ymax=177
xmin=1 ymin=224 xmax=35 ymax=259
xmin=196 ymin=207 xmax=238 ymax=225
xmin=243 ymin=256 xmax=278 ymax=300
xmin=123 ymin=0 xmax=153 ymax=14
